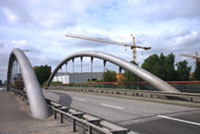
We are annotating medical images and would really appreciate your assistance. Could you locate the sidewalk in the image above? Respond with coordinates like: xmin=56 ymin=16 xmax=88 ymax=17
xmin=0 ymin=91 xmax=83 ymax=134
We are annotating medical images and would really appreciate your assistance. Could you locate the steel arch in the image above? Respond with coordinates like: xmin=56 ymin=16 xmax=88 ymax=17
xmin=7 ymin=48 xmax=49 ymax=119
xmin=46 ymin=51 xmax=179 ymax=93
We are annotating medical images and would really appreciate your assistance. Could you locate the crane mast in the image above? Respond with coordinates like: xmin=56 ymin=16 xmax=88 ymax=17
xmin=65 ymin=34 xmax=151 ymax=63
xmin=131 ymin=35 xmax=136 ymax=63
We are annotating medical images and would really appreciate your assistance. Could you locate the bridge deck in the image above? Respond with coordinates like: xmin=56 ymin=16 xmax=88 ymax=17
xmin=0 ymin=91 xmax=82 ymax=134
xmin=45 ymin=89 xmax=200 ymax=134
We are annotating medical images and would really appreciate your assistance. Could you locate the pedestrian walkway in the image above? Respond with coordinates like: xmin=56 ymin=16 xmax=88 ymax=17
xmin=0 ymin=91 xmax=83 ymax=134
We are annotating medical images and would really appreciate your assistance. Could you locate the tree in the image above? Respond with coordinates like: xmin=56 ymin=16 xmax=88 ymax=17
xmin=176 ymin=60 xmax=191 ymax=81
xmin=35 ymin=65 xmax=51 ymax=86
xmin=102 ymin=70 xmax=117 ymax=82
xmin=123 ymin=61 xmax=140 ymax=89
xmin=193 ymin=61 xmax=200 ymax=80
xmin=142 ymin=53 xmax=176 ymax=81
xmin=142 ymin=54 xmax=161 ymax=78
xmin=164 ymin=53 xmax=177 ymax=81
xmin=123 ymin=61 xmax=138 ymax=82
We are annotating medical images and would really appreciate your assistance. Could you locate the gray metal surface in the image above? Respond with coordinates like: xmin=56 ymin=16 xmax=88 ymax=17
xmin=46 ymin=51 xmax=179 ymax=93
xmin=7 ymin=48 xmax=49 ymax=119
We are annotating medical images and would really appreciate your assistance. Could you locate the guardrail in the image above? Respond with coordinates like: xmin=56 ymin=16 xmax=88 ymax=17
xmin=50 ymin=102 xmax=130 ymax=134
xmin=48 ymin=86 xmax=200 ymax=103
xmin=11 ymin=88 xmax=27 ymax=99
xmin=52 ymin=81 xmax=200 ymax=93
xmin=10 ymin=88 xmax=133 ymax=134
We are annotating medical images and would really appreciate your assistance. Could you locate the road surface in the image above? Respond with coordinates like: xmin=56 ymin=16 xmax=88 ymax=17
xmin=44 ymin=90 xmax=200 ymax=134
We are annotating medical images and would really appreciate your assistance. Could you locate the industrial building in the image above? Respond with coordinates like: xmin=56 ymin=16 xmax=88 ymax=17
xmin=52 ymin=72 xmax=103 ymax=84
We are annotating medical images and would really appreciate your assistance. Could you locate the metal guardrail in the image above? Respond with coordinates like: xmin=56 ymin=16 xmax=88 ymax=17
xmin=48 ymin=86 xmax=200 ymax=103
xmin=50 ymin=102 xmax=130 ymax=134
xmin=11 ymin=88 xmax=27 ymax=99
xmin=10 ymin=88 xmax=132 ymax=134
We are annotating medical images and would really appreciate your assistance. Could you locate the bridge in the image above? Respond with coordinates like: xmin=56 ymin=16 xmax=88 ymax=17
xmin=2 ymin=48 xmax=200 ymax=134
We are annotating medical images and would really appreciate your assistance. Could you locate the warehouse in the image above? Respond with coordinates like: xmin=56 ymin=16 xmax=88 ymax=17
xmin=52 ymin=72 xmax=103 ymax=84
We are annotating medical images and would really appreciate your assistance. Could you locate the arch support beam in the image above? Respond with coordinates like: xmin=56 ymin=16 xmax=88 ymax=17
xmin=46 ymin=51 xmax=179 ymax=93
xmin=7 ymin=48 xmax=49 ymax=119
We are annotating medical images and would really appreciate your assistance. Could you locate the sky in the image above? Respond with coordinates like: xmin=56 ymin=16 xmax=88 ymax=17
xmin=0 ymin=0 xmax=200 ymax=81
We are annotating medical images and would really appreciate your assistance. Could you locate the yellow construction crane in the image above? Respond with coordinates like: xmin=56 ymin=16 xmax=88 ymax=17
xmin=180 ymin=52 xmax=200 ymax=64
xmin=65 ymin=34 xmax=151 ymax=63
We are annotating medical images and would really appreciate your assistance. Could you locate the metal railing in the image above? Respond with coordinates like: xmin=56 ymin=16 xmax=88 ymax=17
xmin=49 ymin=101 xmax=130 ymax=134
xmin=10 ymin=88 xmax=133 ymax=134
xmin=48 ymin=86 xmax=200 ymax=104
xmin=49 ymin=81 xmax=200 ymax=93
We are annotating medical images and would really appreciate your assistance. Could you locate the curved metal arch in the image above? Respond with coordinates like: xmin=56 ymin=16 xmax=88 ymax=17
xmin=47 ymin=51 xmax=179 ymax=93
xmin=7 ymin=48 xmax=49 ymax=119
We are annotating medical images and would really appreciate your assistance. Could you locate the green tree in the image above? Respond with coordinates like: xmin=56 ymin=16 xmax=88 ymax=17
xmin=164 ymin=53 xmax=177 ymax=80
xmin=123 ymin=61 xmax=140 ymax=89
xmin=103 ymin=70 xmax=117 ymax=82
xmin=123 ymin=61 xmax=138 ymax=82
xmin=35 ymin=65 xmax=51 ymax=86
xmin=193 ymin=61 xmax=200 ymax=80
xmin=142 ymin=54 xmax=161 ymax=78
xmin=142 ymin=53 xmax=176 ymax=81
xmin=176 ymin=60 xmax=191 ymax=81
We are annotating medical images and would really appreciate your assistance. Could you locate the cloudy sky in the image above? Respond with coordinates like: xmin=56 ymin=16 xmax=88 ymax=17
xmin=0 ymin=0 xmax=200 ymax=81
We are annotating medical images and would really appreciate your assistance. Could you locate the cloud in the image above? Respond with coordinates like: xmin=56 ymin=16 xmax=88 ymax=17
xmin=2 ymin=8 xmax=18 ymax=23
xmin=0 ymin=0 xmax=200 ymax=81
xmin=0 ymin=42 xmax=4 ymax=48
xmin=11 ymin=40 xmax=27 ymax=45
xmin=0 ymin=0 xmax=31 ymax=23
xmin=135 ymin=30 xmax=200 ymax=70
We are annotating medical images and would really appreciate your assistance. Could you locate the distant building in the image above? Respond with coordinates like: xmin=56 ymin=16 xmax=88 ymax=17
xmin=53 ymin=72 xmax=103 ymax=84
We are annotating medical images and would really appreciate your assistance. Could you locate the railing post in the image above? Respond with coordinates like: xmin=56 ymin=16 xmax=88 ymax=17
xmin=80 ymin=57 xmax=83 ymax=87
xmin=91 ymin=57 xmax=93 ymax=82
xmin=72 ymin=58 xmax=74 ymax=83
xmin=151 ymin=94 xmax=153 ymax=98
xmin=60 ymin=113 xmax=63 ymax=123
xmin=54 ymin=110 xmax=57 ymax=119
xmin=88 ymin=126 xmax=93 ymax=134
xmin=73 ymin=119 xmax=76 ymax=132
xmin=103 ymin=60 xmax=106 ymax=88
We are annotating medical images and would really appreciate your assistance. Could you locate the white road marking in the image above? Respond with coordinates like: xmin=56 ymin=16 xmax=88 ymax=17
xmin=73 ymin=98 xmax=86 ymax=102
xmin=157 ymin=115 xmax=200 ymax=126
xmin=100 ymin=103 xmax=124 ymax=110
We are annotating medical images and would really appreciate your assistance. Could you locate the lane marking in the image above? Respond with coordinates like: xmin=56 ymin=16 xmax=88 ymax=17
xmin=100 ymin=103 xmax=124 ymax=110
xmin=73 ymin=98 xmax=86 ymax=102
xmin=157 ymin=115 xmax=200 ymax=126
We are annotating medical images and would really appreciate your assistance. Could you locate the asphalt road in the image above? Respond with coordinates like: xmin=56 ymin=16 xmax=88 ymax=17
xmin=44 ymin=90 xmax=200 ymax=134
